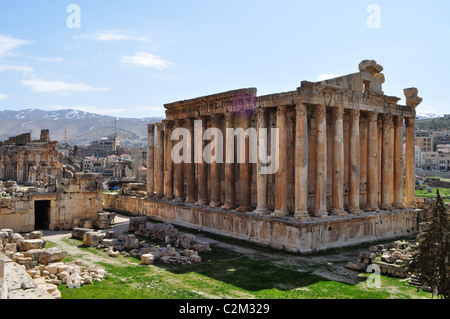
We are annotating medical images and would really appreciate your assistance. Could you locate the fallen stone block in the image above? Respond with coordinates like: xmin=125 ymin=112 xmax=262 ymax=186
xmin=124 ymin=235 xmax=140 ymax=250
xmin=346 ymin=261 xmax=366 ymax=271
xmin=381 ymin=254 xmax=395 ymax=264
xmin=42 ymin=283 xmax=61 ymax=299
xmin=96 ymin=211 xmax=115 ymax=229
xmin=192 ymin=242 xmax=211 ymax=252
xmin=39 ymin=248 xmax=68 ymax=265
xmin=19 ymin=239 xmax=46 ymax=252
xmin=24 ymin=231 xmax=43 ymax=240
xmin=24 ymin=249 xmax=45 ymax=262
xmin=152 ymin=223 xmax=178 ymax=241
xmin=141 ymin=254 xmax=155 ymax=265
xmin=9 ymin=233 xmax=24 ymax=245
xmin=129 ymin=217 xmax=147 ymax=233
xmin=105 ymin=231 xmax=119 ymax=239
xmin=83 ymin=232 xmax=105 ymax=247
xmin=72 ymin=228 xmax=94 ymax=240
xmin=101 ymin=238 xmax=119 ymax=247
xmin=108 ymin=250 xmax=120 ymax=258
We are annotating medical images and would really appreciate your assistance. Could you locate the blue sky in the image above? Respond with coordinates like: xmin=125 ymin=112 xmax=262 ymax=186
xmin=0 ymin=0 xmax=449 ymax=118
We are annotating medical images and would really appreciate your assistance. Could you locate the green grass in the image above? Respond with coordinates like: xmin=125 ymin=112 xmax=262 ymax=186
xmin=55 ymin=237 xmax=431 ymax=300
xmin=426 ymin=177 xmax=450 ymax=183
xmin=416 ymin=187 xmax=450 ymax=203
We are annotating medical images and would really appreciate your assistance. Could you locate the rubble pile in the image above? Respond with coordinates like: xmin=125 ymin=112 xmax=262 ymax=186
xmin=72 ymin=219 xmax=212 ymax=265
xmin=1 ymin=229 xmax=107 ymax=299
xmin=346 ymin=240 xmax=417 ymax=278
xmin=72 ymin=211 xmax=116 ymax=230
xmin=27 ymin=261 xmax=107 ymax=289
xmin=0 ymin=229 xmax=67 ymax=270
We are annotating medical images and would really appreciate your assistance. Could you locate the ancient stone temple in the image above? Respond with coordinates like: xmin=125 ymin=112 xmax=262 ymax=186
xmin=104 ymin=60 xmax=426 ymax=253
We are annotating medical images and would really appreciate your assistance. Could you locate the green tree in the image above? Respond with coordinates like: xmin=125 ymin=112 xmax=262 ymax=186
xmin=407 ymin=190 xmax=450 ymax=299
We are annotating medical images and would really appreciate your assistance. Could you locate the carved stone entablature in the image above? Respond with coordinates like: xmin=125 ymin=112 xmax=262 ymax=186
xmin=358 ymin=60 xmax=384 ymax=75
xmin=163 ymin=61 xmax=419 ymax=123
xmin=165 ymin=88 xmax=257 ymax=120
xmin=404 ymin=87 xmax=423 ymax=108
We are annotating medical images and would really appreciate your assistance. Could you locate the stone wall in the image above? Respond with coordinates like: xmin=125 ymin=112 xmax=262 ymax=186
xmin=0 ymin=173 xmax=103 ymax=232
xmin=104 ymin=194 xmax=427 ymax=254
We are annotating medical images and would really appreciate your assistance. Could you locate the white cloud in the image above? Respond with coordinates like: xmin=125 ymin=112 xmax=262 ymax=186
xmin=317 ymin=74 xmax=341 ymax=81
xmin=33 ymin=57 xmax=63 ymax=63
xmin=81 ymin=30 xmax=148 ymax=42
xmin=21 ymin=78 xmax=110 ymax=94
xmin=0 ymin=64 xmax=34 ymax=73
xmin=121 ymin=52 xmax=173 ymax=70
xmin=0 ymin=35 xmax=31 ymax=57
xmin=0 ymin=93 xmax=8 ymax=100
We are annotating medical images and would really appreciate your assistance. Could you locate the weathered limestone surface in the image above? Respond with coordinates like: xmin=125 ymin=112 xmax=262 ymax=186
xmin=72 ymin=228 xmax=94 ymax=240
xmin=38 ymin=248 xmax=67 ymax=265
xmin=83 ymin=232 xmax=105 ymax=248
xmin=0 ymin=173 xmax=103 ymax=232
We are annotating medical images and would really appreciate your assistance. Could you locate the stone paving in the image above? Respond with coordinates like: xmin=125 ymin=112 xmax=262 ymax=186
xmin=0 ymin=252 xmax=53 ymax=299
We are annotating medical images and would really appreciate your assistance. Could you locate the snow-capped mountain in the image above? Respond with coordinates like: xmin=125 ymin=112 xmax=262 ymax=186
xmin=0 ymin=109 xmax=163 ymax=147
xmin=416 ymin=110 xmax=444 ymax=120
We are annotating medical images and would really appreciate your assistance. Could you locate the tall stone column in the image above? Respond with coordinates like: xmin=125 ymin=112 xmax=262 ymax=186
xmin=155 ymin=123 xmax=165 ymax=199
xmin=271 ymin=105 xmax=288 ymax=217
xmin=314 ymin=105 xmax=328 ymax=218
xmin=237 ymin=110 xmax=252 ymax=213
xmin=184 ymin=117 xmax=195 ymax=204
xmin=366 ymin=112 xmax=379 ymax=211
xmin=380 ymin=114 xmax=393 ymax=210
xmin=209 ymin=114 xmax=222 ymax=208
xmin=404 ymin=87 xmax=422 ymax=208
xmin=254 ymin=107 xmax=270 ymax=215
xmin=147 ymin=124 xmax=155 ymax=198
xmin=405 ymin=117 xmax=416 ymax=208
xmin=173 ymin=119 xmax=185 ymax=202
xmin=195 ymin=116 xmax=208 ymax=206
xmin=348 ymin=109 xmax=362 ymax=215
xmin=222 ymin=111 xmax=236 ymax=210
xmin=331 ymin=107 xmax=347 ymax=216
xmin=294 ymin=103 xmax=310 ymax=221
xmin=393 ymin=116 xmax=404 ymax=209
xmin=163 ymin=120 xmax=174 ymax=200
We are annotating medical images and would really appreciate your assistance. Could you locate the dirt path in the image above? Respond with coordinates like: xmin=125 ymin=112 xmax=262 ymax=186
xmin=41 ymin=215 xmax=138 ymax=268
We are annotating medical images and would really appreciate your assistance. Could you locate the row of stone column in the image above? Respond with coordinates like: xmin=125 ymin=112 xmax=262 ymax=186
xmin=245 ymin=104 xmax=413 ymax=220
xmin=146 ymin=104 xmax=416 ymax=220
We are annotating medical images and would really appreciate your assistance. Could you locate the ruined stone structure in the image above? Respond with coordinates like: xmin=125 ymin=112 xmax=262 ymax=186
xmin=104 ymin=60 xmax=426 ymax=253
xmin=0 ymin=130 xmax=104 ymax=233
xmin=0 ymin=173 xmax=103 ymax=232
xmin=0 ymin=130 xmax=63 ymax=185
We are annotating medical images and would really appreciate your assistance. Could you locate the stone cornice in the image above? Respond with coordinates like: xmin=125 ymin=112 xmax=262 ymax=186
xmin=164 ymin=83 xmax=416 ymax=120
xmin=165 ymin=88 xmax=257 ymax=120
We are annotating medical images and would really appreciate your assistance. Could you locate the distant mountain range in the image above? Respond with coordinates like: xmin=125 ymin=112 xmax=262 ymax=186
xmin=0 ymin=109 xmax=163 ymax=147
xmin=416 ymin=110 xmax=444 ymax=120
xmin=0 ymin=108 xmax=445 ymax=147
